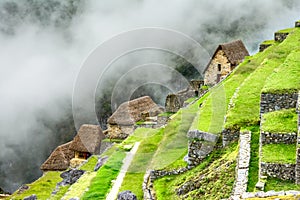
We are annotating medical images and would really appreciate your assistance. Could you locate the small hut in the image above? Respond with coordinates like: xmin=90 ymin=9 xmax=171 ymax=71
xmin=69 ymin=124 xmax=105 ymax=160
xmin=40 ymin=141 xmax=74 ymax=171
xmin=204 ymin=40 xmax=249 ymax=86
xmin=106 ymin=96 xmax=163 ymax=139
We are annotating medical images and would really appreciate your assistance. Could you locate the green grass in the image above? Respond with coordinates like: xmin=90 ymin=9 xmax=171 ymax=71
xmin=49 ymin=185 xmax=70 ymax=200
xmin=261 ymin=144 xmax=296 ymax=164
xmin=150 ymin=101 xmax=200 ymax=170
xmin=119 ymin=129 xmax=164 ymax=199
xmin=121 ymin=128 xmax=157 ymax=146
xmin=261 ymin=40 xmax=276 ymax=45
xmin=79 ymin=155 xmax=98 ymax=171
xmin=10 ymin=171 xmax=62 ymax=200
xmin=261 ymin=109 xmax=298 ymax=133
xmin=264 ymin=177 xmax=300 ymax=191
xmin=225 ymin=28 xmax=300 ymax=129
xmin=246 ymin=126 xmax=260 ymax=192
xmin=158 ymin=112 xmax=174 ymax=117
xmin=184 ymin=96 xmax=197 ymax=104
xmin=263 ymin=50 xmax=300 ymax=94
xmin=277 ymin=28 xmax=295 ymax=33
xmin=154 ymin=142 xmax=238 ymax=200
xmin=62 ymin=172 xmax=97 ymax=200
xmin=81 ymin=149 xmax=126 ymax=200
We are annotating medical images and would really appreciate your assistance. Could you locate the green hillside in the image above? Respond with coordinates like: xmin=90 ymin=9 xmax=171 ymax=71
xmin=8 ymin=24 xmax=300 ymax=200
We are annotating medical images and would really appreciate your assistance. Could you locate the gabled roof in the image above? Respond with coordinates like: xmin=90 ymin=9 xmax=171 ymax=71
xmin=40 ymin=142 xmax=74 ymax=171
xmin=107 ymin=96 xmax=162 ymax=125
xmin=204 ymin=40 xmax=249 ymax=73
xmin=69 ymin=124 xmax=105 ymax=154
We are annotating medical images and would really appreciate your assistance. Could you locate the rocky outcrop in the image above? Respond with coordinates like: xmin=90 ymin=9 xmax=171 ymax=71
xmin=261 ymin=131 xmax=297 ymax=144
xmin=94 ymin=156 xmax=108 ymax=171
xmin=260 ymin=93 xmax=298 ymax=113
xmin=23 ymin=194 xmax=37 ymax=200
xmin=58 ymin=169 xmax=85 ymax=186
xmin=117 ymin=190 xmax=137 ymax=200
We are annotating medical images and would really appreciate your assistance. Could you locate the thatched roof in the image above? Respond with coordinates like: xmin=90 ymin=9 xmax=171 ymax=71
xmin=40 ymin=141 xmax=74 ymax=171
xmin=69 ymin=124 xmax=105 ymax=154
xmin=204 ymin=40 xmax=249 ymax=72
xmin=107 ymin=96 xmax=162 ymax=125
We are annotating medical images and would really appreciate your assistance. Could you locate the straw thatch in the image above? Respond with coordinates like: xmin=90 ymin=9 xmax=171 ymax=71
xmin=107 ymin=96 xmax=163 ymax=125
xmin=40 ymin=141 xmax=74 ymax=171
xmin=69 ymin=124 xmax=105 ymax=154
xmin=205 ymin=40 xmax=249 ymax=72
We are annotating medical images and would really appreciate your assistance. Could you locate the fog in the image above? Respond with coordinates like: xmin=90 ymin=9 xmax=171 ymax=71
xmin=0 ymin=0 xmax=299 ymax=193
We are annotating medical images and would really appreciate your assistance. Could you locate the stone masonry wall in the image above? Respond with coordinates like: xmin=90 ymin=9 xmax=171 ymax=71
xmin=274 ymin=32 xmax=289 ymax=42
xmin=261 ymin=162 xmax=295 ymax=181
xmin=259 ymin=43 xmax=272 ymax=52
xmin=231 ymin=131 xmax=251 ymax=199
xmin=295 ymin=93 xmax=300 ymax=184
xmin=295 ymin=21 xmax=300 ymax=28
xmin=261 ymin=131 xmax=297 ymax=145
xmin=260 ymin=93 xmax=298 ymax=113
xmin=222 ymin=128 xmax=240 ymax=147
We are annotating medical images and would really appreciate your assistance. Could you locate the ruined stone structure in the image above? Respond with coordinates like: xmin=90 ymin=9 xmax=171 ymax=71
xmin=204 ymin=40 xmax=249 ymax=86
xmin=165 ymin=80 xmax=205 ymax=113
xmin=106 ymin=96 xmax=163 ymax=139
xmin=274 ymin=32 xmax=289 ymax=42
xmin=260 ymin=92 xmax=298 ymax=113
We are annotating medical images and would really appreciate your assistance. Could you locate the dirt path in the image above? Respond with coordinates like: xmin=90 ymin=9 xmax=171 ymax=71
xmin=106 ymin=142 xmax=140 ymax=200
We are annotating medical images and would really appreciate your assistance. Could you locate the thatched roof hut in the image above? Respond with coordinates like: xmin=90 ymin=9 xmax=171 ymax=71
xmin=204 ymin=40 xmax=249 ymax=85
xmin=40 ymin=141 xmax=74 ymax=171
xmin=69 ymin=124 xmax=105 ymax=155
xmin=107 ymin=96 xmax=163 ymax=126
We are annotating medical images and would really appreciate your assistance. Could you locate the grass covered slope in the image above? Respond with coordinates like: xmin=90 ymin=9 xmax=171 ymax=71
xmin=261 ymin=108 xmax=298 ymax=133
xmin=262 ymin=144 xmax=296 ymax=164
xmin=263 ymin=50 xmax=300 ymax=94
xmin=226 ymin=27 xmax=300 ymax=129
xmin=154 ymin=142 xmax=238 ymax=200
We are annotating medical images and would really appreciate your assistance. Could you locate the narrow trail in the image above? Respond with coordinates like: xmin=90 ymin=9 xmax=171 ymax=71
xmin=106 ymin=142 xmax=140 ymax=200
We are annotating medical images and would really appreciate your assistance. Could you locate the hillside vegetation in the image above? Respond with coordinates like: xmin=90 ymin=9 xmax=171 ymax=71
xmin=7 ymin=24 xmax=300 ymax=200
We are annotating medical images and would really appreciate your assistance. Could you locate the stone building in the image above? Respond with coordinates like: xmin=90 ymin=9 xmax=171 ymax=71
xmin=165 ymin=80 xmax=204 ymax=113
xmin=105 ymin=96 xmax=163 ymax=139
xmin=204 ymin=40 xmax=249 ymax=86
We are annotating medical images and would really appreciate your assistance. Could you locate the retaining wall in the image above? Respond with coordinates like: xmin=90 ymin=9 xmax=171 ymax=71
xmin=260 ymin=93 xmax=298 ymax=113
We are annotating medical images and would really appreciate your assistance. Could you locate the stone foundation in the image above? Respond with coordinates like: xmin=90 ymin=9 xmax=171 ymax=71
xmin=222 ymin=128 xmax=240 ymax=146
xmin=260 ymin=162 xmax=295 ymax=181
xmin=260 ymin=93 xmax=298 ymax=113
xmin=261 ymin=131 xmax=297 ymax=145
xmin=105 ymin=124 xmax=134 ymax=139
xmin=274 ymin=32 xmax=289 ymax=42
xmin=296 ymin=21 xmax=300 ymax=28
xmin=259 ymin=43 xmax=272 ymax=52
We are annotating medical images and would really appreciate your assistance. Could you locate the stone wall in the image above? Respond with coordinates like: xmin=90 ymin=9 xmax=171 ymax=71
xmin=242 ymin=190 xmax=300 ymax=199
xmin=260 ymin=93 xmax=298 ymax=113
xmin=261 ymin=131 xmax=297 ymax=145
xmin=274 ymin=32 xmax=289 ymax=42
xmin=259 ymin=43 xmax=272 ymax=52
xmin=105 ymin=124 xmax=134 ymax=139
xmin=260 ymin=162 xmax=295 ymax=181
xmin=231 ymin=131 xmax=251 ymax=199
xmin=187 ymin=130 xmax=219 ymax=167
xmin=295 ymin=21 xmax=300 ymax=28
xmin=296 ymin=93 xmax=300 ymax=184
xmin=222 ymin=128 xmax=240 ymax=147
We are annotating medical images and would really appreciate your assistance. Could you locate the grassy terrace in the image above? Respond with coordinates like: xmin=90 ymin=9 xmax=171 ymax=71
xmin=262 ymin=50 xmax=300 ymax=94
xmin=261 ymin=40 xmax=276 ymax=45
xmin=154 ymin=142 xmax=238 ymax=200
xmin=261 ymin=109 xmax=298 ymax=133
xmin=225 ymin=28 xmax=300 ymax=129
xmin=277 ymin=28 xmax=295 ymax=33
xmin=10 ymin=171 xmax=62 ymax=200
xmin=82 ymin=148 xmax=126 ymax=200
xmin=119 ymin=128 xmax=164 ymax=199
xmin=261 ymin=144 xmax=296 ymax=164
